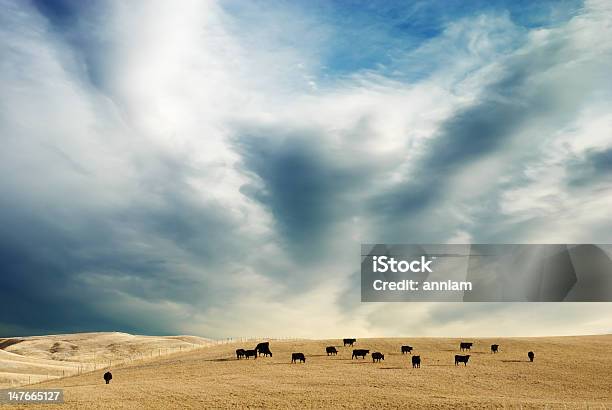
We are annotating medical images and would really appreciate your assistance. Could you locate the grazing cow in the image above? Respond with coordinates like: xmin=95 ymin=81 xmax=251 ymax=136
xmin=255 ymin=342 xmax=273 ymax=357
xmin=236 ymin=349 xmax=246 ymax=359
xmin=103 ymin=371 xmax=112 ymax=384
xmin=291 ymin=352 xmax=306 ymax=363
xmin=343 ymin=338 xmax=357 ymax=346
xmin=326 ymin=346 xmax=338 ymax=356
xmin=459 ymin=342 xmax=473 ymax=351
xmin=259 ymin=348 xmax=272 ymax=357
xmin=372 ymin=352 xmax=384 ymax=362
xmin=412 ymin=355 xmax=421 ymax=368
xmin=491 ymin=344 xmax=499 ymax=354
xmin=528 ymin=351 xmax=535 ymax=362
xmin=244 ymin=349 xmax=258 ymax=359
xmin=401 ymin=345 xmax=413 ymax=354
xmin=455 ymin=355 xmax=470 ymax=366
xmin=352 ymin=349 xmax=369 ymax=359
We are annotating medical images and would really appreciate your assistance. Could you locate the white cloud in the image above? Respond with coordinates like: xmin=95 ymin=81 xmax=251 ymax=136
xmin=1 ymin=0 xmax=612 ymax=338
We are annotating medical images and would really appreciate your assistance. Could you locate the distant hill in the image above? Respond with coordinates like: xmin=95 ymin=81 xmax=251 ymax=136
xmin=0 ymin=332 xmax=212 ymax=388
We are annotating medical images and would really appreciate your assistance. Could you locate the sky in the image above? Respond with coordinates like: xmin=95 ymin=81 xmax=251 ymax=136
xmin=1 ymin=0 xmax=612 ymax=338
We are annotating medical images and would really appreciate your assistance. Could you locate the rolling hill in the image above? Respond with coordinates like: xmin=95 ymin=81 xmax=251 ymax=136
xmin=2 ymin=333 xmax=611 ymax=408
xmin=0 ymin=332 xmax=212 ymax=388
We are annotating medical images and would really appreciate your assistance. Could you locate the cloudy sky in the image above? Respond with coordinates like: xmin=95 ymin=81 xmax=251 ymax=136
xmin=1 ymin=0 xmax=612 ymax=338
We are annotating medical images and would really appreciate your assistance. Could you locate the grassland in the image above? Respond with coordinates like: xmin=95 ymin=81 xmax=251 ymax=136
xmin=0 ymin=332 xmax=212 ymax=388
xmin=2 ymin=334 xmax=612 ymax=409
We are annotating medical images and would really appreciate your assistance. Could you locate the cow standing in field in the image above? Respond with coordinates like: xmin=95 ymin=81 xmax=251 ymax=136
xmin=244 ymin=349 xmax=257 ymax=359
xmin=401 ymin=345 xmax=413 ymax=354
xmin=352 ymin=349 xmax=369 ymax=359
xmin=291 ymin=353 xmax=306 ymax=363
xmin=236 ymin=349 xmax=246 ymax=359
xmin=343 ymin=338 xmax=357 ymax=346
xmin=459 ymin=342 xmax=473 ymax=351
xmin=455 ymin=355 xmax=470 ymax=366
xmin=326 ymin=346 xmax=338 ymax=356
xmin=528 ymin=351 xmax=535 ymax=362
xmin=103 ymin=371 xmax=112 ymax=384
xmin=255 ymin=342 xmax=273 ymax=357
xmin=372 ymin=352 xmax=384 ymax=362
xmin=412 ymin=355 xmax=421 ymax=368
xmin=491 ymin=344 xmax=499 ymax=354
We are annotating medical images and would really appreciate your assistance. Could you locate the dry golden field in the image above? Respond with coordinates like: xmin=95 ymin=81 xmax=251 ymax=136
xmin=0 ymin=332 xmax=212 ymax=388
xmin=2 ymin=334 xmax=612 ymax=409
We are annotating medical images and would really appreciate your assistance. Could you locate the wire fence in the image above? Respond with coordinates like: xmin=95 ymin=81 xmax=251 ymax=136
xmin=9 ymin=336 xmax=302 ymax=388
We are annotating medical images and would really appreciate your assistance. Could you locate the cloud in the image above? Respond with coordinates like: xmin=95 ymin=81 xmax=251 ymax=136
xmin=567 ymin=146 xmax=612 ymax=187
xmin=1 ymin=0 xmax=612 ymax=338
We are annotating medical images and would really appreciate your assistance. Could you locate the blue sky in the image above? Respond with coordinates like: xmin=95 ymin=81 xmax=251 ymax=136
xmin=1 ymin=0 xmax=612 ymax=338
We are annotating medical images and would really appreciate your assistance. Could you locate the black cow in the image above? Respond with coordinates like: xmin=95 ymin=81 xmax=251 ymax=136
xmin=291 ymin=353 xmax=306 ymax=363
xmin=244 ymin=349 xmax=258 ymax=359
xmin=256 ymin=342 xmax=272 ymax=357
xmin=459 ymin=342 xmax=473 ymax=351
xmin=528 ymin=351 xmax=535 ymax=362
xmin=491 ymin=344 xmax=499 ymax=354
xmin=103 ymin=371 xmax=112 ymax=384
xmin=455 ymin=355 xmax=470 ymax=366
xmin=401 ymin=345 xmax=413 ymax=354
xmin=352 ymin=349 xmax=369 ymax=359
xmin=326 ymin=346 xmax=338 ymax=356
xmin=372 ymin=352 xmax=384 ymax=362
xmin=343 ymin=338 xmax=357 ymax=346
xmin=412 ymin=355 xmax=421 ymax=368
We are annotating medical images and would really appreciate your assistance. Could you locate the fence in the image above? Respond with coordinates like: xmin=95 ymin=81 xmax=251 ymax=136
xmin=10 ymin=336 xmax=302 ymax=388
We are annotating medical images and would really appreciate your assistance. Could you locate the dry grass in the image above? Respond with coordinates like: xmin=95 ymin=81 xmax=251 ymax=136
xmin=2 ymin=334 xmax=612 ymax=409
xmin=0 ymin=332 xmax=212 ymax=388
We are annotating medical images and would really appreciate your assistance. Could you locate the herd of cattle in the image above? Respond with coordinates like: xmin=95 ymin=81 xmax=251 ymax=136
xmin=234 ymin=339 xmax=536 ymax=367
xmin=235 ymin=342 xmax=272 ymax=360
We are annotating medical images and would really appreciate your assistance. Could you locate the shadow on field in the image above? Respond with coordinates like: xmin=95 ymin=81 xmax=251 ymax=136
xmin=380 ymin=367 xmax=403 ymax=370
xmin=204 ymin=358 xmax=239 ymax=362
xmin=501 ymin=360 xmax=529 ymax=363
xmin=441 ymin=349 xmax=487 ymax=355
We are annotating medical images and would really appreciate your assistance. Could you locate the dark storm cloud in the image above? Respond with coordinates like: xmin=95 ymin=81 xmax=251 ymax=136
xmin=234 ymin=129 xmax=373 ymax=260
xmin=567 ymin=147 xmax=612 ymax=187
xmin=373 ymin=56 xmax=552 ymax=220
xmin=237 ymin=134 xmax=341 ymax=243
xmin=0 ymin=208 xmax=134 ymax=335
xmin=30 ymin=0 xmax=112 ymax=91
xmin=0 ymin=148 xmax=244 ymax=336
